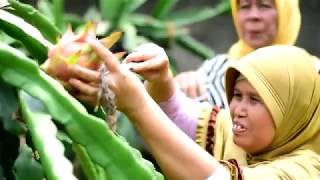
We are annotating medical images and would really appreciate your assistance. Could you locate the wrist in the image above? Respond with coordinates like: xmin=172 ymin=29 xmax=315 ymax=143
xmin=145 ymin=71 xmax=175 ymax=102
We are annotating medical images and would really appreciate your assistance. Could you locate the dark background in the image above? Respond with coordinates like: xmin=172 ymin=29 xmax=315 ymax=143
xmin=23 ymin=0 xmax=320 ymax=71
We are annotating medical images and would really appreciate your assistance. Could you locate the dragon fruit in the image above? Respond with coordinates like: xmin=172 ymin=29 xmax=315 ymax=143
xmin=41 ymin=22 xmax=123 ymax=86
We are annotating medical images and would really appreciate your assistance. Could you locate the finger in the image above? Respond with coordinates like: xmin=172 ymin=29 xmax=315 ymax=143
xmin=74 ymin=94 xmax=97 ymax=106
xmin=176 ymin=75 xmax=189 ymax=95
xmin=175 ymin=72 xmax=197 ymax=98
xmin=88 ymin=38 xmax=119 ymax=72
xmin=70 ymin=65 xmax=100 ymax=83
xmin=174 ymin=74 xmax=183 ymax=85
xmin=187 ymin=76 xmax=198 ymax=98
xmin=196 ymin=78 xmax=208 ymax=101
xmin=130 ymin=56 xmax=167 ymax=74
xmin=114 ymin=52 xmax=127 ymax=60
xmin=123 ymin=43 xmax=162 ymax=63
xmin=123 ymin=51 xmax=156 ymax=63
xmin=69 ymin=78 xmax=99 ymax=96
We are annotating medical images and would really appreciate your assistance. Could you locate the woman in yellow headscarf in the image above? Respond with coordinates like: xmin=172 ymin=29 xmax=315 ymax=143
xmin=82 ymin=39 xmax=320 ymax=179
xmin=175 ymin=0 xmax=301 ymax=107
xmin=213 ymin=45 xmax=320 ymax=179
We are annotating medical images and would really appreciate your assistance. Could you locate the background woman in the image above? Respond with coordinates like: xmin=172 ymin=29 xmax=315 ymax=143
xmin=175 ymin=0 xmax=301 ymax=108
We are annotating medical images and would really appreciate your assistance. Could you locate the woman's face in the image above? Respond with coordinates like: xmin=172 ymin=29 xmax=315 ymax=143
xmin=236 ymin=0 xmax=278 ymax=49
xmin=229 ymin=79 xmax=275 ymax=154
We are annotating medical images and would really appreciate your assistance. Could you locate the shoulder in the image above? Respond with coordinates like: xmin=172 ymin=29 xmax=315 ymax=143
xmin=242 ymin=150 xmax=320 ymax=179
xmin=198 ymin=54 xmax=229 ymax=73
xmin=313 ymin=58 xmax=320 ymax=73
xmin=205 ymin=54 xmax=229 ymax=64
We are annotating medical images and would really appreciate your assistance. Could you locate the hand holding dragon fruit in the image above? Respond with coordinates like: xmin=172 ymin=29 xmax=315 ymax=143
xmin=41 ymin=22 xmax=123 ymax=88
xmin=41 ymin=23 xmax=124 ymax=133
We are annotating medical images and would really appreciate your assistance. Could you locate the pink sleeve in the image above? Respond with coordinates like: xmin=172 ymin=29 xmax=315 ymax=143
xmin=158 ymin=86 xmax=202 ymax=140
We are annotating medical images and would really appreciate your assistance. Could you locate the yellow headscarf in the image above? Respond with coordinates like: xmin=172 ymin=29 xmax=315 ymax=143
xmin=216 ymin=45 xmax=320 ymax=179
xmin=228 ymin=0 xmax=301 ymax=59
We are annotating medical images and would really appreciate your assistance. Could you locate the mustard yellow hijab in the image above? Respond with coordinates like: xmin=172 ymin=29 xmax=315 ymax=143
xmin=228 ymin=0 xmax=301 ymax=59
xmin=215 ymin=45 xmax=320 ymax=179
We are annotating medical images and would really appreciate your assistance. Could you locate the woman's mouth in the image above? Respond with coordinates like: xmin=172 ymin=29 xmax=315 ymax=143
xmin=232 ymin=121 xmax=247 ymax=135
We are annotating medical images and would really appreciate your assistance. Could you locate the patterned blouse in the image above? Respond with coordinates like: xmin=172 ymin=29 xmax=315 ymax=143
xmin=197 ymin=54 xmax=230 ymax=108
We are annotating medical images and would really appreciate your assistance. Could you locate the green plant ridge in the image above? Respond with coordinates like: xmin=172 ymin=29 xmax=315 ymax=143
xmin=19 ymin=91 xmax=77 ymax=180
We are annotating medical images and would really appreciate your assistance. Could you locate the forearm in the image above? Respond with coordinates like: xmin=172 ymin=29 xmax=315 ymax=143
xmin=125 ymin=94 xmax=220 ymax=179
xmin=158 ymin=86 xmax=204 ymax=139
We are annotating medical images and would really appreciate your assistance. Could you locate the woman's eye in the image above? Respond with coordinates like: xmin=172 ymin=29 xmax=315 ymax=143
xmin=238 ymin=0 xmax=250 ymax=9
xmin=250 ymin=97 xmax=258 ymax=102
xmin=233 ymin=92 xmax=242 ymax=100
xmin=260 ymin=3 xmax=272 ymax=8
xmin=260 ymin=0 xmax=275 ymax=8
xmin=250 ymin=96 xmax=262 ymax=104
xmin=239 ymin=3 xmax=250 ymax=9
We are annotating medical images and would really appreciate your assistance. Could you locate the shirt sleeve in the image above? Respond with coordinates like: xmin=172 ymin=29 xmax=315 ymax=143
xmin=206 ymin=164 xmax=231 ymax=180
xmin=158 ymin=84 xmax=204 ymax=140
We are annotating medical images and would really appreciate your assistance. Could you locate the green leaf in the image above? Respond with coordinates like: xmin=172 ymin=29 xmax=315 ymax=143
xmin=176 ymin=35 xmax=215 ymax=59
xmin=121 ymin=22 xmax=138 ymax=51
xmin=37 ymin=0 xmax=54 ymax=23
xmin=64 ymin=13 xmax=84 ymax=29
xmin=0 ymin=78 xmax=25 ymax=134
xmin=83 ymin=6 xmax=102 ymax=22
xmin=127 ymin=0 xmax=146 ymax=13
xmin=130 ymin=13 xmax=165 ymax=29
xmin=14 ymin=144 xmax=44 ymax=180
xmin=8 ymin=0 xmax=61 ymax=43
xmin=0 ymin=30 xmax=17 ymax=45
xmin=100 ymin=0 xmax=145 ymax=33
xmin=52 ymin=0 xmax=65 ymax=31
xmin=152 ymin=0 xmax=178 ymax=19
xmin=19 ymin=91 xmax=77 ymax=180
xmin=171 ymin=7 xmax=222 ymax=27
xmin=0 ymin=9 xmax=51 ymax=62
xmin=215 ymin=0 xmax=231 ymax=15
xmin=137 ymin=25 xmax=188 ymax=40
xmin=57 ymin=130 xmax=73 ymax=144
xmin=171 ymin=0 xmax=230 ymax=27
xmin=73 ymin=144 xmax=109 ymax=180
xmin=99 ymin=0 xmax=122 ymax=21
xmin=0 ymin=78 xmax=18 ymax=120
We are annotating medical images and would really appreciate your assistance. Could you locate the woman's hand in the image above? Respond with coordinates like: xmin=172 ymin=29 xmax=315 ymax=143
xmin=174 ymin=71 xmax=208 ymax=101
xmin=124 ymin=43 xmax=175 ymax=102
xmin=68 ymin=65 xmax=100 ymax=106
xmin=69 ymin=39 xmax=149 ymax=114
xmin=68 ymin=42 xmax=175 ymax=106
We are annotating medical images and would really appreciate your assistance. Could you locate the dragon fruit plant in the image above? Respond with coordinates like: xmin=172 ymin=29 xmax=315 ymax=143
xmin=0 ymin=1 xmax=164 ymax=179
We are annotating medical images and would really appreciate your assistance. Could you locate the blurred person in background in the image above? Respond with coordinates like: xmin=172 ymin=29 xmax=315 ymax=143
xmin=175 ymin=0 xmax=301 ymax=108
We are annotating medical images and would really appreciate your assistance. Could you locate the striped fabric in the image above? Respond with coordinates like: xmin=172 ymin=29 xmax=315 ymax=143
xmin=197 ymin=54 xmax=230 ymax=108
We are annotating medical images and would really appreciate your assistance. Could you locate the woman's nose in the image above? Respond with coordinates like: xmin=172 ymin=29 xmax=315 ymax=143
xmin=233 ymin=100 xmax=247 ymax=118
xmin=247 ymin=6 xmax=261 ymax=20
